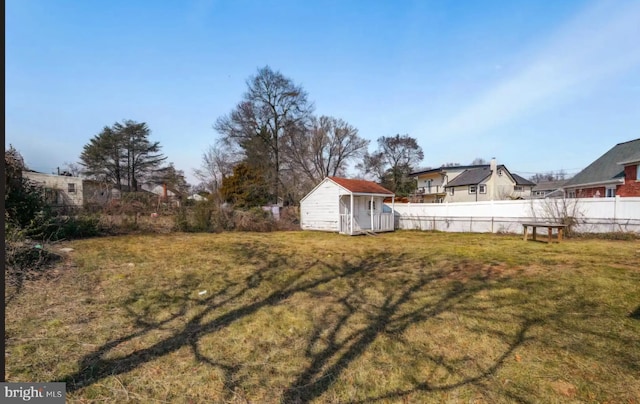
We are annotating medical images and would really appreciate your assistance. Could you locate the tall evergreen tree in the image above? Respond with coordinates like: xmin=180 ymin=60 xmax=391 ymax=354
xmin=80 ymin=120 xmax=167 ymax=191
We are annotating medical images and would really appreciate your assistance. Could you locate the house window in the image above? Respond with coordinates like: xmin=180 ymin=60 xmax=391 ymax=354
xmin=469 ymin=185 xmax=477 ymax=194
xmin=368 ymin=200 xmax=376 ymax=211
xmin=568 ymin=190 xmax=576 ymax=198
xmin=605 ymin=187 xmax=616 ymax=198
xmin=68 ymin=183 xmax=76 ymax=193
xmin=498 ymin=169 xmax=503 ymax=176
xmin=479 ymin=184 xmax=486 ymax=194
xmin=514 ymin=186 xmax=524 ymax=192
xmin=637 ymin=164 xmax=640 ymax=180
xmin=449 ymin=188 xmax=454 ymax=196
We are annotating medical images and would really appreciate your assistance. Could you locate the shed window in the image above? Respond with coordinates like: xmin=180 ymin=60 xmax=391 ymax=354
xmin=68 ymin=183 xmax=76 ymax=193
xmin=469 ymin=185 xmax=477 ymax=194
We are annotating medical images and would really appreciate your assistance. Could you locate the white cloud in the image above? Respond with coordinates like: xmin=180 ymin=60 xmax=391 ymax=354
xmin=434 ymin=1 xmax=640 ymax=137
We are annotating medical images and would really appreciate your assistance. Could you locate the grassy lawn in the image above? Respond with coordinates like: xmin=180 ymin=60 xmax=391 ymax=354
xmin=5 ymin=231 xmax=640 ymax=403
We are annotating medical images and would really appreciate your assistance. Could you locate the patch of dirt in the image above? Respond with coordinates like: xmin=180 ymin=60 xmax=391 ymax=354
xmin=550 ymin=380 xmax=577 ymax=398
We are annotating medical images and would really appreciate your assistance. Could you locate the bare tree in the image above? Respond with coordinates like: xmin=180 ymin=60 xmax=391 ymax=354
xmin=214 ymin=66 xmax=314 ymax=203
xmin=358 ymin=134 xmax=424 ymax=195
xmin=61 ymin=162 xmax=83 ymax=177
xmin=530 ymin=197 xmax=584 ymax=236
xmin=529 ymin=170 xmax=569 ymax=183
xmin=470 ymin=157 xmax=488 ymax=165
xmin=356 ymin=151 xmax=386 ymax=182
xmin=193 ymin=142 xmax=236 ymax=194
xmin=284 ymin=115 xmax=368 ymax=184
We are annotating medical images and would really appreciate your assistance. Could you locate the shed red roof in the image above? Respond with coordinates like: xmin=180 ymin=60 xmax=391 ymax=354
xmin=328 ymin=177 xmax=394 ymax=195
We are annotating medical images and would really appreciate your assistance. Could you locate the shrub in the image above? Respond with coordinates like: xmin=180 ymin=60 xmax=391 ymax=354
xmin=173 ymin=205 xmax=190 ymax=232
xmin=234 ymin=207 xmax=276 ymax=232
xmin=276 ymin=206 xmax=301 ymax=231
xmin=5 ymin=227 xmax=61 ymax=301
xmin=191 ymin=200 xmax=214 ymax=232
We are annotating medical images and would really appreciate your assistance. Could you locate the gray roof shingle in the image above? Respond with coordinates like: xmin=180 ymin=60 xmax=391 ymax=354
xmin=563 ymin=138 xmax=640 ymax=188
xmin=511 ymin=173 xmax=536 ymax=186
xmin=445 ymin=166 xmax=493 ymax=187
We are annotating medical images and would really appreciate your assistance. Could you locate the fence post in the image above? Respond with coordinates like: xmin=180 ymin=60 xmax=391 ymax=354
xmin=491 ymin=200 xmax=495 ymax=233
xmin=613 ymin=195 xmax=619 ymax=232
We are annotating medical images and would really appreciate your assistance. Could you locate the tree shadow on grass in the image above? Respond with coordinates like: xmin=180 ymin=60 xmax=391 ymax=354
xmin=59 ymin=242 xmax=386 ymax=395
xmin=58 ymin=242 xmax=603 ymax=403
xmin=279 ymin=262 xmax=548 ymax=403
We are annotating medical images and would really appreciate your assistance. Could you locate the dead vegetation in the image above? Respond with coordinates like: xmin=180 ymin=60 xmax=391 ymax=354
xmin=5 ymin=231 xmax=640 ymax=403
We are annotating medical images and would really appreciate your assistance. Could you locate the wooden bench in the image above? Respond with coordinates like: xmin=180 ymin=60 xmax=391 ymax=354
xmin=522 ymin=222 xmax=567 ymax=243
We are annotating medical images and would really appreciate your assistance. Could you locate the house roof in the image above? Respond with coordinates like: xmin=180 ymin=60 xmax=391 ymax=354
xmin=410 ymin=164 xmax=483 ymax=177
xmin=532 ymin=180 xmax=566 ymax=192
xmin=328 ymin=177 xmax=394 ymax=195
xmin=618 ymin=152 xmax=640 ymax=165
xmin=563 ymin=138 xmax=640 ymax=188
xmin=511 ymin=173 xmax=536 ymax=186
xmin=445 ymin=166 xmax=495 ymax=187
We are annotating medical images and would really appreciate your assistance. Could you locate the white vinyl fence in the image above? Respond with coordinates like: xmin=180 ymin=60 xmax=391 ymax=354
xmin=388 ymin=197 xmax=640 ymax=234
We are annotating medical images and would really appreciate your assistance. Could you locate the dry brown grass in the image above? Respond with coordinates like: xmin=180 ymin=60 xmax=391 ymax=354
xmin=6 ymin=231 xmax=640 ymax=403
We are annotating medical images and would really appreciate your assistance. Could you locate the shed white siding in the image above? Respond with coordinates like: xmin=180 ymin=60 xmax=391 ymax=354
xmin=300 ymin=180 xmax=340 ymax=231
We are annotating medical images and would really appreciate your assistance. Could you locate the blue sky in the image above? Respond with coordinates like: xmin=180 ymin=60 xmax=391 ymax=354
xmin=6 ymin=0 xmax=640 ymax=185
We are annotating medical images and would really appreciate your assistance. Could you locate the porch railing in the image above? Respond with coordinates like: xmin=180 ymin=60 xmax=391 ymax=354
xmin=416 ymin=185 xmax=444 ymax=195
xmin=340 ymin=214 xmax=354 ymax=234
xmin=340 ymin=213 xmax=394 ymax=234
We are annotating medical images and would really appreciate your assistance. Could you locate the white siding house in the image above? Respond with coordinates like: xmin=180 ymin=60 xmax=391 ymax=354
xmin=300 ymin=177 xmax=395 ymax=235
xmin=23 ymin=171 xmax=85 ymax=207
xmin=411 ymin=159 xmax=535 ymax=203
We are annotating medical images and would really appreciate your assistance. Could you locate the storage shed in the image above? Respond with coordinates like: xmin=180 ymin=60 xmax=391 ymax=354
xmin=300 ymin=177 xmax=395 ymax=235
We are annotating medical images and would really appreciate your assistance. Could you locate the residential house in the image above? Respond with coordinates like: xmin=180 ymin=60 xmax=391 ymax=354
xmin=141 ymin=183 xmax=183 ymax=207
xmin=22 ymin=170 xmax=84 ymax=208
xmin=300 ymin=177 xmax=395 ymax=235
xmin=411 ymin=165 xmax=469 ymax=203
xmin=617 ymin=153 xmax=640 ymax=197
xmin=563 ymin=138 xmax=640 ymax=198
xmin=411 ymin=159 xmax=534 ymax=203
xmin=530 ymin=180 xmax=566 ymax=199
